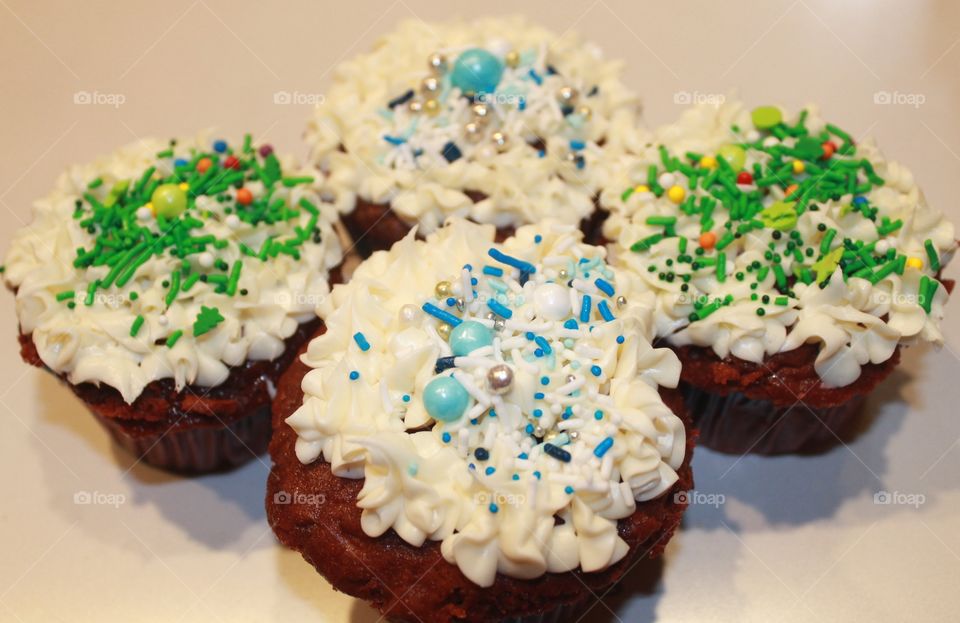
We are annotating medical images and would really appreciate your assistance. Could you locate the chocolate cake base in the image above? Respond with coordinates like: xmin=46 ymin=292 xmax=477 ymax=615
xmin=671 ymin=343 xmax=900 ymax=455
xmin=344 ymin=196 xmax=607 ymax=257
xmin=267 ymin=328 xmax=695 ymax=623
xmin=19 ymin=317 xmax=322 ymax=474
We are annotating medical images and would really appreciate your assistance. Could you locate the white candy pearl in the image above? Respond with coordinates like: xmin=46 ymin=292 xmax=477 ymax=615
xmin=136 ymin=207 xmax=153 ymax=221
xmin=198 ymin=252 xmax=215 ymax=268
xmin=746 ymin=130 xmax=760 ymax=142
xmin=875 ymin=239 xmax=890 ymax=255
xmin=225 ymin=214 xmax=241 ymax=229
xmin=658 ymin=172 xmax=675 ymax=188
xmin=534 ymin=283 xmax=571 ymax=321
xmin=762 ymin=136 xmax=780 ymax=148
xmin=399 ymin=304 xmax=420 ymax=326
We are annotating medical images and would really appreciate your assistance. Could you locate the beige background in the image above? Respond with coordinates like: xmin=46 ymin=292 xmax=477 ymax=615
xmin=1 ymin=1 xmax=959 ymax=621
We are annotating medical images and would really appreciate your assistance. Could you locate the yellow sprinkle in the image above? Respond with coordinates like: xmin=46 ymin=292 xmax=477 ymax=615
xmin=699 ymin=155 xmax=718 ymax=170
xmin=792 ymin=160 xmax=805 ymax=174
xmin=667 ymin=185 xmax=686 ymax=204
xmin=633 ymin=184 xmax=650 ymax=194
xmin=178 ymin=182 xmax=189 ymax=191
xmin=906 ymin=256 xmax=923 ymax=269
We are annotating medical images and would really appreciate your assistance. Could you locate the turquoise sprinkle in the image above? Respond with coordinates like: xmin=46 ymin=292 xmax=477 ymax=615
xmin=349 ymin=371 xmax=360 ymax=380
xmin=590 ymin=365 xmax=602 ymax=377
xmin=594 ymin=437 xmax=615 ymax=458
xmin=598 ymin=300 xmax=615 ymax=322
xmin=353 ymin=332 xmax=370 ymax=351
xmin=482 ymin=265 xmax=503 ymax=277
xmin=489 ymin=503 xmax=499 ymax=513
xmin=580 ymin=295 xmax=592 ymax=322
xmin=594 ymin=410 xmax=604 ymax=420
xmin=442 ymin=432 xmax=452 ymax=443
xmin=564 ymin=486 xmax=575 ymax=494
xmin=485 ymin=466 xmax=495 ymax=475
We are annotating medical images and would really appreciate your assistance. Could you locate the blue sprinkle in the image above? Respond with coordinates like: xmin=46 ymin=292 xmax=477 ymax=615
xmin=383 ymin=134 xmax=407 ymax=146
xmin=349 ymin=370 xmax=360 ymax=380
xmin=488 ymin=248 xmax=536 ymax=275
xmin=442 ymin=432 xmax=452 ymax=443
xmin=525 ymin=424 xmax=535 ymax=434
xmin=533 ymin=409 xmax=543 ymax=418
xmin=525 ymin=332 xmax=535 ymax=340
xmin=212 ymin=139 xmax=227 ymax=153
xmin=534 ymin=349 xmax=544 ymax=357
xmin=434 ymin=356 xmax=457 ymax=373
xmin=489 ymin=409 xmax=497 ymax=418
xmin=853 ymin=196 xmax=868 ymax=206
xmin=474 ymin=448 xmax=489 ymax=461
xmin=594 ymin=410 xmax=604 ymax=420
xmin=563 ymin=319 xmax=579 ymax=330
xmin=616 ymin=335 xmax=625 ymax=344
xmin=544 ymin=443 xmax=571 ymax=463
xmin=533 ymin=470 xmax=541 ymax=480
xmin=174 ymin=158 xmax=188 ymax=168
xmin=512 ymin=474 xmax=520 ymax=481
xmin=569 ymin=139 xmax=585 ymax=151
xmin=353 ymin=332 xmax=371 ymax=352
xmin=594 ymin=278 xmax=615 ymax=296
xmin=538 ymin=150 xmax=546 ymax=158
xmin=598 ymin=300 xmax=614 ymax=322
xmin=562 ymin=407 xmax=572 ymax=420
xmin=518 ymin=97 xmax=526 ymax=111
xmin=485 ymin=466 xmax=496 ymax=475
xmin=446 ymin=297 xmax=457 ymax=307
xmin=441 ymin=141 xmax=462 ymax=163
xmin=471 ymin=277 xmax=478 ymax=286
xmin=540 ymin=376 xmax=550 ymax=386
xmin=534 ymin=336 xmax=552 ymax=354
xmin=590 ymin=365 xmax=602 ymax=377
xmin=564 ymin=486 xmax=575 ymax=494
xmin=576 ymin=156 xmax=585 ymax=170
xmin=422 ymin=302 xmax=463 ymax=327
xmin=402 ymin=394 xmax=411 ymax=403
xmin=463 ymin=264 xmax=473 ymax=270
xmin=487 ymin=299 xmax=513 ymax=319
xmin=580 ymin=295 xmax=592 ymax=322
xmin=489 ymin=503 xmax=499 ymax=513
xmin=482 ymin=265 xmax=503 ymax=277
xmin=387 ymin=89 xmax=415 ymax=108
xmin=594 ymin=437 xmax=615 ymax=458
xmin=519 ymin=270 xmax=532 ymax=286
xmin=519 ymin=452 xmax=528 ymax=460
xmin=468 ymin=463 xmax=476 ymax=470
xmin=527 ymin=68 xmax=543 ymax=85
xmin=534 ymin=234 xmax=543 ymax=244
xmin=534 ymin=392 xmax=545 ymax=400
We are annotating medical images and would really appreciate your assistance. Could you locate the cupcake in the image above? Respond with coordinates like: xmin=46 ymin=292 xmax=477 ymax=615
xmin=600 ymin=98 xmax=956 ymax=455
xmin=307 ymin=16 xmax=643 ymax=255
xmin=267 ymin=218 xmax=693 ymax=622
xmin=5 ymin=135 xmax=343 ymax=472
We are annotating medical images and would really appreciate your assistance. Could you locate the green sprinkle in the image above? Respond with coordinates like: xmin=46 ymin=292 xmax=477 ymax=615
xmin=775 ymin=296 xmax=789 ymax=306
xmin=164 ymin=271 xmax=181 ymax=307
xmin=820 ymin=228 xmax=837 ymax=254
xmin=925 ymin=239 xmax=941 ymax=272
xmin=193 ymin=306 xmax=225 ymax=337
xmin=87 ymin=178 xmax=103 ymax=189
xmin=166 ymin=330 xmax=184 ymax=347
xmin=130 ymin=315 xmax=145 ymax=337
xmin=630 ymin=234 xmax=665 ymax=252
xmin=226 ymin=261 xmax=243 ymax=296
xmin=56 ymin=290 xmax=75 ymax=302
xmin=716 ymin=252 xmax=726 ymax=283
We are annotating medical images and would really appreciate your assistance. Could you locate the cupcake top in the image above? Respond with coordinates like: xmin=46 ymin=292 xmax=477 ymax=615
xmin=307 ymin=16 xmax=642 ymax=233
xmin=4 ymin=135 xmax=342 ymax=403
xmin=286 ymin=218 xmax=685 ymax=587
xmin=600 ymin=98 xmax=956 ymax=388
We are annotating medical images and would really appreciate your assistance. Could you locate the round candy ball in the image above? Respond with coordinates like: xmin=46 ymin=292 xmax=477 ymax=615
xmin=717 ymin=144 xmax=746 ymax=172
xmin=423 ymin=375 xmax=470 ymax=423
xmin=450 ymin=48 xmax=504 ymax=95
xmin=534 ymin=283 xmax=571 ymax=320
xmin=449 ymin=320 xmax=493 ymax=356
xmin=151 ymin=183 xmax=188 ymax=218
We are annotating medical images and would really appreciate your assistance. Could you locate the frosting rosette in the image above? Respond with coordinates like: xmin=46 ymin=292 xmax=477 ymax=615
xmin=4 ymin=135 xmax=342 ymax=403
xmin=601 ymin=98 xmax=955 ymax=387
xmin=307 ymin=16 xmax=644 ymax=232
xmin=285 ymin=218 xmax=686 ymax=587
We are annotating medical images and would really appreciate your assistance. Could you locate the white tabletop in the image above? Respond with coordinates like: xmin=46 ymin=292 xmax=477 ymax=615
xmin=1 ymin=1 xmax=958 ymax=621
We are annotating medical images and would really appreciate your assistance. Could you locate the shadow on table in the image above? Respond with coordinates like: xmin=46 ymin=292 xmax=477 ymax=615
xmin=34 ymin=371 xmax=270 ymax=552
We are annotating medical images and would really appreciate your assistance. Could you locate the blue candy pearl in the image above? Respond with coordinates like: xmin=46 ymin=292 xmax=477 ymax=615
xmin=449 ymin=320 xmax=493 ymax=356
xmin=450 ymin=48 xmax=504 ymax=95
xmin=213 ymin=139 xmax=227 ymax=153
xmin=423 ymin=376 xmax=470 ymax=423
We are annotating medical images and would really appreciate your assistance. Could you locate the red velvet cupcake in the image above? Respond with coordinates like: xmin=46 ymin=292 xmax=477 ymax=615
xmin=600 ymin=98 xmax=956 ymax=454
xmin=267 ymin=219 xmax=693 ymax=621
xmin=5 ymin=134 xmax=344 ymax=472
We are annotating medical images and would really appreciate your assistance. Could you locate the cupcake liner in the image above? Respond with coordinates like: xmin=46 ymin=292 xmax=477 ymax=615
xmin=502 ymin=598 xmax=593 ymax=623
xmin=682 ymin=382 xmax=866 ymax=455
xmin=93 ymin=406 xmax=272 ymax=474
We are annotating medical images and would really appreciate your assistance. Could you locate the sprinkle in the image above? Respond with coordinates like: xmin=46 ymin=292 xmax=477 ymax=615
xmin=349 ymin=370 xmax=360 ymax=381
xmin=130 ymin=315 xmax=145 ymax=337
xmin=597 ymin=300 xmax=614 ymax=322
xmin=55 ymin=290 xmax=75 ymax=302
xmin=388 ymin=89 xmax=414 ymax=108
xmin=434 ymin=356 xmax=456 ymax=373
xmin=594 ymin=410 xmax=604 ymax=420
xmin=616 ymin=335 xmax=625 ymax=344
xmin=580 ymin=295 xmax=592 ymax=322
xmin=543 ymin=443 xmax=571 ymax=463
xmin=193 ymin=306 xmax=224 ymax=336
xmin=594 ymin=278 xmax=615 ymax=296
xmin=383 ymin=135 xmax=406 ymax=146
xmin=442 ymin=432 xmax=452 ymax=443
xmin=487 ymin=299 xmax=513 ymax=319
xmin=166 ymin=330 xmax=183 ymax=348
xmin=422 ymin=302 xmax=463 ymax=327
xmin=590 ymin=365 xmax=602 ymax=377
xmin=925 ymin=239 xmax=941 ymax=272
xmin=474 ymin=448 xmax=489 ymax=461
xmin=540 ymin=376 xmax=550 ymax=386
xmin=564 ymin=486 xmax=575 ymax=494
xmin=353 ymin=332 xmax=371 ymax=351
xmin=593 ymin=437 xmax=614 ymax=458
xmin=441 ymin=141 xmax=462 ymax=163
xmin=489 ymin=503 xmax=499 ymax=513
xmin=488 ymin=248 xmax=536 ymax=275
xmin=482 ymin=265 xmax=503 ymax=277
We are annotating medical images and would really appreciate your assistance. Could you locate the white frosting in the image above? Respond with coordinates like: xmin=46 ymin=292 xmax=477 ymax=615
xmin=4 ymin=135 xmax=342 ymax=403
xmin=286 ymin=219 xmax=685 ymax=586
xmin=307 ymin=17 xmax=645 ymax=232
xmin=602 ymin=98 xmax=955 ymax=387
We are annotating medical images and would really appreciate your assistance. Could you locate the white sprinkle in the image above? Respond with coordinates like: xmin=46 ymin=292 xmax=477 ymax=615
xmin=225 ymin=214 xmax=241 ymax=229
xmin=571 ymin=278 xmax=599 ymax=295
xmin=379 ymin=380 xmax=393 ymax=415
xmin=135 ymin=207 xmax=153 ymax=221
xmin=198 ymin=252 xmax=215 ymax=268
xmin=658 ymin=172 xmax=675 ymax=188
xmin=452 ymin=370 xmax=491 ymax=406
xmin=461 ymin=268 xmax=473 ymax=303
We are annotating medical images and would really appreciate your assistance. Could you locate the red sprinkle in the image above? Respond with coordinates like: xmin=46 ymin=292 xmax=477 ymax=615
xmin=736 ymin=171 xmax=753 ymax=185
xmin=235 ymin=187 xmax=253 ymax=205
xmin=197 ymin=157 xmax=213 ymax=173
xmin=223 ymin=155 xmax=241 ymax=170
xmin=821 ymin=141 xmax=836 ymax=160
xmin=258 ymin=144 xmax=273 ymax=158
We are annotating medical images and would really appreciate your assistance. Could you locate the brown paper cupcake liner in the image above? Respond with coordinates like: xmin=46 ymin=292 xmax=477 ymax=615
xmin=93 ymin=406 xmax=271 ymax=474
xmin=682 ymin=382 xmax=866 ymax=455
